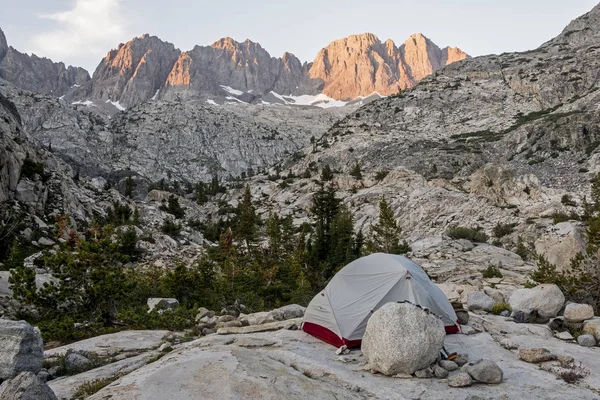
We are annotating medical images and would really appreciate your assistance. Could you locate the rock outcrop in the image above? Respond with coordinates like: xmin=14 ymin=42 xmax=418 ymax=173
xmin=509 ymin=285 xmax=565 ymax=320
xmin=0 ymin=29 xmax=89 ymax=98
xmin=91 ymin=34 xmax=181 ymax=108
xmin=0 ymin=371 xmax=57 ymax=400
xmin=0 ymin=320 xmax=44 ymax=380
xmin=361 ymin=302 xmax=445 ymax=375
xmin=308 ymin=33 xmax=468 ymax=99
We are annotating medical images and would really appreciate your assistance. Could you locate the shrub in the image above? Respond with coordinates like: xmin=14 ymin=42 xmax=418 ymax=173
xmin=161 ymin=218 xmax=181 ymax=237
xmin=21 ymin=157 xmax=45 ymax=180
xmin=482 ymin=265 xmax=503 ymax=279
xmin=491 ymin=302 xmax=511 ymax=315
xmin=374 ymin=169 xmax=389 ymax=181
xmin=73 ymin=375 xmax=123 ymax=399
xmin=552 ymin=212 xmax=570 ymax=224
xmin=561 ymin=194 xmax=577 ymax=207
xmin=493 ymin=222 xmax=516 ymax=238
xmin=159 ymin=195 xmax=185 ymax=219
xmin=446 ymin=226 xmax=488 ymax=243
xmin=558 ymin=362 xmax=590 ymax=384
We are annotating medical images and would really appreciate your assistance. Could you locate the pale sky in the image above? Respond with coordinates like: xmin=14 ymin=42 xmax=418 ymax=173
xmin=1 ymin=0 xmax=598 ymax=73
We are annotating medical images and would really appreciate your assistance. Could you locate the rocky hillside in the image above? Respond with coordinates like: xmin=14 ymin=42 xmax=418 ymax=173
xmin=0 ymin=79 xmax=348 ymax=182
xmin=208 ymin=3 xmax=600 ymax=272
xmin=0 ymin=28 xmax=90 ymax=98
xmin=308 ymin=33 xmax=468 ymax=99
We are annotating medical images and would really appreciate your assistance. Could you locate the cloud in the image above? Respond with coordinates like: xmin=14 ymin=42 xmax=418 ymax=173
xmin=28 ymin=0 xmax=129 ymax=66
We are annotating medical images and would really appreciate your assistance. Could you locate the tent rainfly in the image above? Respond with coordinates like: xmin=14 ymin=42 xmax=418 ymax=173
xmin=302 ymin=253 xmax=460 ymax=348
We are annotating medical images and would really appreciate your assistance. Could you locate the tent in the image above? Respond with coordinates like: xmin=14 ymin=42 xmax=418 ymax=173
xmin=302 ymin=253 xmax=460 ymax=348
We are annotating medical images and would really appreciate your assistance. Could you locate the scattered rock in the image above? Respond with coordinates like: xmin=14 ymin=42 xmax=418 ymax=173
xmin=483 ymin=287 xmax=505 ymax=303
xmin=439 ymin=360 xmax=459 ymax=371
xmin=217 ymin=318 xmax=303 ymax=335
xmin=519 ymin=348 xmax=554 ymax=363
xmin=455 ymin=310 xmax=470 ymax=325
xmin=217 ymin=315 xmax=236 ymax=323
xmin=583 ymin=318 xmax=600 ymax=341
xmin=555 ymin=331 xmax=573 ymax=341
xmin=195 ymin=307 xmax=214 ymax=321
xmin=508 ymin=284 xmax=565 ymax=320
xmin=433 ymin=364 xmax=449 ymax=378
xmin=201 ymin=328 xmax=215 ymax=336
xmin=361 ymin=302 xmax=446 ymax=375
xmin=464 ymin=359 xmax=503 ymax=384
xmin=64 ymin=353 xmax=92 ymax=374
xmin=268 ymin=304 xmax=305 ymax=321
xmin=500 ymin=310 xmax=511 ymax=317
xmin=577 ymin=334 xmax=597 ymax=347
xmin=240 ymin=312 xmax=272 ymax=326
xmin=0 ymin=320 xmax=44 ymax=380
xmin=218 ymin=320 xmax=243 ymax=328
xmin=448 ymin=372 xmax=473 ymax=387
xmin=37 ymin=237 xmax=55 ymax=247
xmin=147 ymin=298 xmax=179 ymax=312
xmin=564 ymin=303 xmax=594 ymax=323
xmin=453 ymin=354 xmax=469 ymax=367
xmin=466 ymin=292 xmax=496 ymax=312
xmin=414 ymin=367 xmax=433 ymax=378
xmin=0 ymin=371 xmax=57 ymax=400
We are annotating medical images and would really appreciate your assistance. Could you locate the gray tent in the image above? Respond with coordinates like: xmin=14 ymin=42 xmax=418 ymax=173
xmin=302 ymin=253 xmax=459 ymax=347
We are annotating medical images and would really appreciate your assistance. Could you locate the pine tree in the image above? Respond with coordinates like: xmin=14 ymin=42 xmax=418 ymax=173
xmin=367 ymin=197 xmax=410 ymax=254
xmin=195 ymin=182 xmax=208 ymax=204
xmin=320 ymin=164 xmax=334 ymax=182
xmin=593 ymin=173 xmax=600 ymax=210
xmin=350 ymin=162 xmax=362 ymax=180
xmin=125 ymin=176 xmax=134 ymax=198
xmin=236 ymin=185 xmax=258 ymax=250
xmin=310 ymin=182 xmax=340 ymax=264
xmin=326 ymin=206 xmax=356 ymax=278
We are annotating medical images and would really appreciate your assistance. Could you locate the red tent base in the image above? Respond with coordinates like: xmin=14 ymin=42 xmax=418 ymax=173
xmin=302 ymin=321 xmax=461 ymax=348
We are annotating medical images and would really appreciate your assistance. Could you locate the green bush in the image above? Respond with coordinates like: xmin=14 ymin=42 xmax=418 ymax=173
xmin=446 ymin=226 xmax=488 ymax=243
xmin=374 ymin=169 xmax=389 ymax=181
xmin=493 ymin=222 xmax=516 ymax=238
xmin=491 ymin=302 xmax=511 ymax=315
xmin=161 ymin=218 xmax=181 ymax=237
xmin=561 ymin=194 xmax=577 ymax=207
xmin=482 ymin=265 xmax=503 ymax=279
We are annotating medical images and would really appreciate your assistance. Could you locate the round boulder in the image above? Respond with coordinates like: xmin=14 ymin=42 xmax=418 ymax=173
xmin=362 ymin=302 xmax=446 ymax=375
xmin=466 ymin=291 xmax=496 ymax=312
xmin=577 ymin=334 xmax=596 ymax=347
xmin=464 ymin=359 xmax=503 ymax=384
xmin=65 ymin=353 xmax=92 ymax=374
xmin=564 ymin=303 xmax=594 ymax=323
xmin=508 ymin=284 xmax=565 ymax=320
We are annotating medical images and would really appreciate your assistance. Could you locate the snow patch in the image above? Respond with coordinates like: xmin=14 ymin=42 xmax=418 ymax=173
xmin=151 ymin=89 xmax=160 ymax=101
xmin=71 ymin=84 xmax=81 ymax=88
xmin=72 ymin=100 xmax=94 ymax=107
xmin=59 ymin=95 xmax=65 ymax=100
xmin=206 ymin=99 xmax=218 ymax=105
xmin=105 ymin=99 xmax=126 ymax=111
xmin=226 ymin=96 xmax=247 ymax=104
xmin=269 ymin=92 xmax=347 ymax=109
xmin=220 ymin=85 xmax=244 ymax=96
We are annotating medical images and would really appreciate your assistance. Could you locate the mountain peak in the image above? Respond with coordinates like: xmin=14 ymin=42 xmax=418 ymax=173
xmin=0 ymin=27 xmax=7 ymax=62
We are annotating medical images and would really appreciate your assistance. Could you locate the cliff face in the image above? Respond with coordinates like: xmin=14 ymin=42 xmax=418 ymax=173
xmin=0 ymin=28 xmax=91 ymax=98
xmin=307 ymin=33 xmax=469 ymax=99
xmin=160 ymin=38 xmax=317 ymax=102
xmin=91 ymin=34 xmax=181 ymax=107
xmin=88 ymin=33 xmax=466 ymax=105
